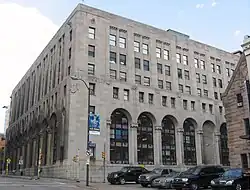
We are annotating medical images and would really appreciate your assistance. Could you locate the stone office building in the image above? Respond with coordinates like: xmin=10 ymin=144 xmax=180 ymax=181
xmin=6 ymin=4 xmax=239 ymax=178
xmin=222 ymin=36 xmax=250 ymax=168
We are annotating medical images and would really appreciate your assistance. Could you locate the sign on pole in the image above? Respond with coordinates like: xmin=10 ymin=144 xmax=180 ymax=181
xmin=89 ymin=113 xmax=100 ymax=135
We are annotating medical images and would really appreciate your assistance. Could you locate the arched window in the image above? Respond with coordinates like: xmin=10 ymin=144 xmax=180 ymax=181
xmin=110 ymin=110 xmax=129 ymax=164
xmin=162 ymin=116 xmax=176 ymax=165
xmin=183 ymin=119 xmax=196 ymax=165
xmin=137 ymin=113 xmax=154 ymax=165
xmin=220 ymin=124 xmax=230 ymax=166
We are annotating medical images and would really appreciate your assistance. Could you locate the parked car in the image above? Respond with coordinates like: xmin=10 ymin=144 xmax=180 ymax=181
xmin=107 ymin=166 xmax=149 ymax=185
xmin=151 ymin=170 xmax=180 ymax=189
xmin=171 ymin=165 xmax=225 ymax=190
xmin=138 ymin=167 xmax=173 ymax=187
xmin=211 ymin=168 xmax=250 ymax=190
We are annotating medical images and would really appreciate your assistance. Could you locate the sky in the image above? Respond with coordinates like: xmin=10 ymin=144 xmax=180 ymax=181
xmin=0 ymin=0 xmax=249 ymax=133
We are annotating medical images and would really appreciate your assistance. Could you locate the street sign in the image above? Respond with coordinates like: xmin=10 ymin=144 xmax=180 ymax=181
xmin=86 ymin=150 xmax=91 ymax=156
xmin=89 ymin=113 xmax=100 ymax=135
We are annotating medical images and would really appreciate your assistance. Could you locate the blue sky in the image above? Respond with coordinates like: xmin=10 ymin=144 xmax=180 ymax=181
xmin=5 ymin=0 xmax=250 ymax=51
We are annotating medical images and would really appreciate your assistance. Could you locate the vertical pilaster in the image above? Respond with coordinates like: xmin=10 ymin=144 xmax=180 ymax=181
xmin=196 ymin=130 xmax=203 ymax=165
xmin=39 ymin=133 xmax=44 ymax=165
xmin=46 ymin=130 xmax=52 ymax=165
xmin=154 ymin=126 xmax=162 ymax=166
xmin=130 ymin=123 xmax=138 ymax=165
xmin=21 ymin=145 xmax=25 ymax=170
xmin=176 ymin=128 xmax=184 ymax=165
xmin=105 ymin=120 xmax=111 ymax=163
xmin=26 ymin=142 xmax=30 ymax=168
xmin=214 ymin=132 xmax=221 ymax=165
xmin=32 ymin=139 xmax=37 ymax=167
xmin=16 ymin=147 xmax=20 ymax=169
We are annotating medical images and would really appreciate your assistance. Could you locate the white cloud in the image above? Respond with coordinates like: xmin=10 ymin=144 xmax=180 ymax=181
xmin=234 ymin=30 xmax=241 ymax=37
xmin=196 ymin=4 xmax=205 ymax=8
xmin=0 ymin=3 xmax=58 ymax=133
xmin=212 ymin=0 xmax=218 ymax=7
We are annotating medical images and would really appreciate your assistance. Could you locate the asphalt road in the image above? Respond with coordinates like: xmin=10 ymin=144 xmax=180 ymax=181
xmin=0 ymin=177 xmax=79 ymax=190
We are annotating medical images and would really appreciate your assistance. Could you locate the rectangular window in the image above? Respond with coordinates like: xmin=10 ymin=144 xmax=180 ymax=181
xmin=165 ymin=65 xmax=171 ymax=76
xmin=135 ymin=75 xmax=141 ymax=84
xmin=134 ymin=41 xmax=140 ymax=52
xmin=196 ymin=73 xmax=201 ymax=83
xmin=171 ymin=97 xmax=176 ymax=108
xmin=124 ymin=89 xmax=129 ymax=101
xmin=142 ymin=43 xmax=148 ymax=54
xmin=194 ymin=58 xmax=199 ymax=68
xmin=241 ymin=154 xmax=248 ymax=169
xmin=211 ymin=63 xmax=215 ymax=72
xmin=213 ymin=77 xmax=217 ymax=87
xmin=200 ymin=60 xmax=205 ymax=70
xmin=179 ymin=84 xmax=184 ymax=93
xmin=158 ymin=80 xmax=163 ymax=89
xmin=191 ymin=101 xmax=195 ymax=111
xmin=143 ymin=60 xmax=150 ymax=71
xmin=214 ymin=92 xmax=218 ymax=100
xmin=148 ymin=93 xmax=154 ymax=104
xmin=226 ymin=68 xmax=230 ymax=77
xmin=144 ymin=77 xmax=150 ymax=86
xmin=216 ymin=65 xmax=221 ymax=74
xmin=202 ymin=103 xmax=206 ymax=112
xmin=88 ymin=45 xmax=95 ymax=57
xmin=237 ymin=93 xmax=243 ymax=107
xmin=184 ymin=70 xmax=190 ymax=80
xmin=209 ymin=104 xmax=213 ymax=114
xmin=197 ymin=88 xmax=202 ymax=97
xmin=176 ymin=53 xmax=181 ymax=63
xmin=64 ymin=85 xmax=67 ymax=96
xmin=135 ymin=57 xmax=141 ymax=69
xmin=68 ymin=47 xmax=72 ymax=60
xmin=177 ymin=68 xmax=182 ymax=79
xmin=218 ymin=79 xmax=223 ymax=88
xmin=109 ymin=34 xmax=116 ymax=46
xmin=157 ymin=63 xmax=163 ymax=74
xmin=110 ymin=69 xmax=117 ymax=79
xmin=183 ymin=100 xmax=188 ymax=110
xmin=186 ymin=86 xmax=191 ymax=95
xmin=88 ymin=63 xmax=95 ymax=75
xmin=183 ymin=55 xmax=188 ymax=65
xmin=166 ymin=81 xmax=172 ymax=91
xmin=219 ymin=106 xmax=223 ymax=115
xmin=162 ymin=96 xmax=167 ymax=106
xmin=244 ymin=118 xmax=250 ymax=136
xmin=204 ymin=89 xmax=208 ymax=97
xmin=113 ymin=87 xmax=119 ymax=99
xmin=89 ymin=83 xmax=95 ymax=95
xmin=202 ymin=74 xmax=207 ymax=84
xmin=119 ymin=37 xmax=126 ymax=48
xmin=89 ymin=105 xmax=95 ymax=114
xmin=156 ymin=47 xmax=161 ymax=58
xmin=120 ymin=71 xmax=127 ymax=82
xmin=163 ymin=49 xmax=169 ymax=60
xmin=231 ymin=69 xmax=234 ymax=76
xmin=119 ymin=54 xmax=126 ymax=65
xmin=139 ymin=92 xmax=144 ymax=103
xmin=88 ymin=27 xmax=95 ymax=39
xmin=70 ymin=30 xmax=72 ymax=41
xmin=109 ymin=52 xmax=116 ymax=64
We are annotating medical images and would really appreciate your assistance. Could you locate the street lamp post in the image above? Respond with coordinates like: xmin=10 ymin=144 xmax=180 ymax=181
xmin=71 ymin=76 xmax=90 ymax=186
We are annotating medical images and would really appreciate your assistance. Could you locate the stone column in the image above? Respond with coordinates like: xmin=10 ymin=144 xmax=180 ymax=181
xmin=21 ymin=145 xmax=25 ymax=170
xmin=176 ymin=128 xmax=184 ymax=166
xmin=46 ymin=129 xmax=52 ymax=166
xmin=129 ymin=123 xmax=138 ymax=165
xmin=32 ymin=139 xmax=37 ymax=167
xmin=26 ymin=142 xmax=30 ymax=168
xmin=105 ymin=120 xmax=111 ymax=163
xmin=214 ymin=132 xmax=221 ymax=165
xmin=196 ymin=130 xmax=203 ymax=165
xmin=16 ymin=147 xmax=20 ymax=170
xmin=39 ymin=133 xmax=44 ymax=165
xmin=154 ymin=126 xmax=162 ymax=166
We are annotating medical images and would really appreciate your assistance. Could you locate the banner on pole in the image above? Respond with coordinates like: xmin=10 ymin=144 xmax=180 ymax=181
xmin=89 ymin=113 xmax=100 ymax=135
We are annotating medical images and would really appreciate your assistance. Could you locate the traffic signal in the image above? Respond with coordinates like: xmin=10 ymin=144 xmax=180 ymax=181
xmin=102 ymin=152 xmax=105 ymax=159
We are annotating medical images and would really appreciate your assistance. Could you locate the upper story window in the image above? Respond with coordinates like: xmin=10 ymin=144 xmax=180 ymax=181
xmin=196 ymin=73 xmax=200 ymax=83
xmin=89 ymin=83 xmax=96 ymax=95
xmin=143 ymin=60 xmax=150 ymax=71
xmin=134 ymin=41 xmax=140 ymax=52
xmin=179 ymin=84 xmax=184 ymax=93
xmin=200 ymin=60 xmax=205 ymax=70
xmin=213 ymin=77 xmax=217 ymax=87
xmin=124 ymin=89 xmax=129 ymax=101
xmin=109 ymin=52 xmax=116 ymax=64
xmin=148 ymin=93 xmax=154 ymax=104
xmin=88 ymin=27 xmax=95 ymax=39
xmin=163 ymin=49 xmax=169 ymax=60
xmin=231 ymin=69 xmax=234 ymax=76
xmin=165 ymin=65 xmax=170 ymax=76
xmin=184 ymin=70 xmax=190 ymax=80
xmin=88 ymin=63 xmax=95 ymax=75
xmin=216 ymin=65 xmax=221 ymax=74
xmin=197 ymin=88 xmax=202 ymax=97
xmin=158 ymin=80 xmax=163 ymax=89
xmin=177 ymin=68 xmax=182 ymax=79
xmin=156 ymin=47 xmax=161 ymax=58
xmin=204 ymin=89 xmax=208 ymax=97
xmin=162 ymin=96 xmax=167 ymax=106
xmin=88 ymin=45 xmax=95 ymax=57
xmin=109 ymin=34 xmax=116 ymax=46
xmin=237 ymin=93 xmax=243 ymax=107
xmin=202 ymin=74 xmax=207 ymax=84
xmin=139 ymin=92 xmax=144 ymax=103
xmin=110 ymin=69 xmax=117 ymax=79
xmin=202 ymin=103 xmax=206 ymax=112
xmin=214 ymin=92 xmax=218 ymax=100
xmin=226 ymin=68 xmax=230 ymax=77
xmin=183 ymin=100 xmax=188 ymax=110
xmin=218 ymin=79 xmax=223 ymax=88
xmin=171 ymin=97 xmax=176 ymax=108
xmin=244 ymin=118 xmax=250 ymax=136
xmin=113 ymin=87 xmax=119 ymax=99
xmin=157 ymin=63 xmax=163 ymax=74
xmin=142 ymin=43 xmax=149 ymax=54
xmin=219 ymin=106 xmax=223 ymax=115
xmin=120 ymin=54 xmax=126 ymax=65
xmin=70 ymin=30 xmax=72 ymax=41
xmin=176 ymin=53 xmax=181 ymax=63
xmin=119 ymin=37 xmax=126 ymax=48
xmin=194 ymin=58 xmax=199 ymax=68
xmin=166 ymin=81 xmax=172 ymax=91
xmin=183 ymin=55 xmax=188 ymax=65
xmin=120 ymin=71 xmax=127 ymax=82
xmin=185 ymin=86 xmax=191 ymax=95
xmin=191 ymin=101 xmax=195 ymax=111
xmin=135 ymin=75 xmax=141 ymax=84
xmin=68 ymin=47 xmax=72 ymax=60
xmin=211 ymin=63 xmax=215 ymax=72
xmin=144 ymin=77 xmax=150 ymax=86
xmin=135 ymin=57 xmax=141 ymax=69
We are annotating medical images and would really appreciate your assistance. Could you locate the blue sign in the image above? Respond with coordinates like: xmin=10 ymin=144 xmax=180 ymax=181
xmin=89 ymin=113 xmax=100 ymax=135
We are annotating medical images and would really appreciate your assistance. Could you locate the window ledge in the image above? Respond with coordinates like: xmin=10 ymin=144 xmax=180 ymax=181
xmin=239 ymin=135 xmax=250 ymax=140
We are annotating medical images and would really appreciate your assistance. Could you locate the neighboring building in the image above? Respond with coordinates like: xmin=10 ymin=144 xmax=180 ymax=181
xmin=0 ymin=133 xmax=5 ymax=172
xmin=222 ymin=35 xmax=250 ymax=168
xmin=6 ymin=4 xmax=239 ymax=179
xmin=4 ymin=107 xmax=10 ymax=134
